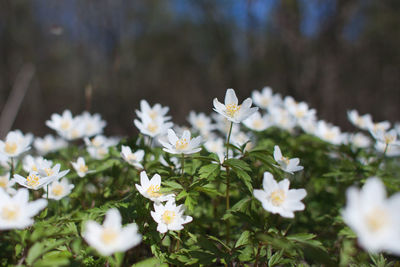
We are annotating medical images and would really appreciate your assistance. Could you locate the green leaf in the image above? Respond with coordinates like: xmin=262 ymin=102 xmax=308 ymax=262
xmin=132 ymin=257 xmax=168 ymax=267
xmin=198 ymin=163 xmax=220 ymax=180
xmin=26 ymin=243 xmax=45 ymax=265
xmin=235 ymin=230 xmax=251 ymax=248
xmin=224 ymin=159 xmax=251 ymax=171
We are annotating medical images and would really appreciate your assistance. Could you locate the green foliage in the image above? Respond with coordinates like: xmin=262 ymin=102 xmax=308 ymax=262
xmin=1 ymin=127 xmax=400 ymax=266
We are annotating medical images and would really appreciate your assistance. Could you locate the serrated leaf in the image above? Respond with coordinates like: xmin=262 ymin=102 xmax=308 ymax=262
xmin=198 ymin=164 xmax=220 ymax=180
xmin=235 ymin=230 xmax=251 ymax=248
xmin=224 ymin=159 xmax=251 ymax=171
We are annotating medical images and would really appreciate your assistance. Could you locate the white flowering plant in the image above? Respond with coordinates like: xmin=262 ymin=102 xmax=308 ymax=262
xmin=0 ymin=88 xmax=400 ymax=266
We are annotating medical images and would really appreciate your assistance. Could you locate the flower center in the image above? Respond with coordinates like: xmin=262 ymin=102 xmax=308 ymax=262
xmin=176 ymin=139 xmax=189 ymax=151
xmin=196 ymin=120 xmax=205 ymax=129
xmin=384 ymin=135 xmax=395 ymax=144
xmin=60 ymin=120 xmax=70 ymax=130
xmin=2 ymin=205 xmax=20 ymax=221
xmin=365 ymin=208 xmax=389 ymax=232
xmin=101 ymin=228 xmax=118 ymax=244
xmin=324 ymin=131 xmax=335 ymax=141
xmin=162 ymin=210 xmax=176 ymax=224
xmin=226 ymin=104 xmax=241 ymax=117
xmin=146 ymin=184 xmax=162 ymax=198
xmin=295 ymin=110 xmax=305 ymax=118
xmin=261 ymin=97 xmax=270 ymax=107
xmin=281 ymin=156 xmax=290 ymax=166
xmin=149 ymin=110 xmax=158 ymax=120
xmin=147 ymin=123 xmax=159 ymax=133
xmin=0 ymin=177 xmax=8 ymax=188
xmin=26 ymin=173 xmax=40 ymax=187
xmin=270 ymin=189 xmax=286 ymax=206
xmin=51 ymin=184 xmax=64 ymax=196
xmin=252 ymin=119 xmax=263 ymax=129
xmin=127 ymin=154 xmax=137 ymax=162
xmin=79 ymin=164 xmax=88 ymax=173
xmin=44 ymin=168 xmax=55 ymax=177
xmin=4 ymin=141 xmax=17 ymax=155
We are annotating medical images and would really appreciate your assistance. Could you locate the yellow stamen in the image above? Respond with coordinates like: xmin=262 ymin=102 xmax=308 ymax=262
xmin=225 ymin=104 xmax=241 ymax=117
xmin=176 ymin=138 xmax=189 ymax=151
xmin=60 ymin=120 xmax=70 ymax=130
xmin=0 ymin=177 xmax=8 ymax=188
xmin=51 ymin=184 xmax=64 ymax=196
xmin=365 ymin=208 xmax=389 ymax=232
xmin=162 ymin=210 xmax=176 ymax=224
xmin=149 ymin=110 xmax=158 ymax=120
xmin=281 ymin=156 xmax=290 ymax=166
xmin=146 ymin=184 xmax=162 ymax=198
xmin=79 ymin=164 xmax=88 ymax=173
xmin=4 ymin=142 xmax=17 ymax=155
xmin=26 ymin=174 xmax=40 ymax=187
xmin=147 ymin=123 xmax=158 ymax=133
xmin=127 ymin=154 xmax=137 ymax=162
xmin=270 ymin=189 xmax=286 ymax=206
xmin=101 ymin=228 xmax=118 ymax=244
xmin=44 ymin=168 xmax=54 ymax=177
xmin=2 ymin=205 xmax=20 ymax=221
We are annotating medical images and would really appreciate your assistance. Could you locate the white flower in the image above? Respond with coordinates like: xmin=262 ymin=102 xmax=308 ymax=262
xmin=284 ymin=97 xmax=316 ymax=123
xmin=253 ymin=172 xmax=306 ymax=218
xmin=243 ymin=111 xmax=271 ymax=131
xmin=342 ymin=177 xmax=400 ymax=255
xmin=13 ymin=172 xmax=54 ymax=190
xmin=273 ymin=145 xmax=303 ymax=174
xmin=0 ymin=153 xmax=10 ymax=171
xmin=79 ymin=111 xmax=107 ymax=137
xmin=84 ymin=135 xmax=119 ymax=160
xmin=0 ymin=173 xmax=16 ymax=195
xmin=135 ymin=171 xmax=174 ymax=203
xmin=370 ymin=129 xmax=400 ymax=146
xmin=22 ymin=155 xmax=53 ymax=173
xmin=82 ymin=208 xmax=142 ymax=256
xmin=367 ymin=120 xmax=391 ymax=135
xmin=268 ymin=107 xmax=296 ymax=131
xmin=120 ymin=146 xmax=144 ymax=169
xmin=43 ymin=178 xmax=74 ymax=200
xmin=159 ymin=156 xmax=181 ymax=169
xmin=251 ymin=87 xmax=282 ymax=109
xmin=204 ymin=137 xmax=225 ymax=155
xmin=211 ymin=113 xmax=240 ymax=135
xmin=349 ymin=133 xmax=371 ymax=149
xmin=0 ymin=130 xmax=32 ymax=158
xmin=46 ymin=110 xmax=80 ymax=140
xmin=134 ymin=114 xmax=173 ymax=138
xmin=34 ymin=135 xmax=67 ymax=155
xmin=135 ymin=100 xmax=171 ymax=122
xmin=71 ymin=157 xmax=92 ymax=177
xmin=151 ymin=199 xmax=193 ymax=233
xmin=0 ymin=188 xmax=47 ymax=230
xmin=13 ymin=163 xmax=69 ymax=190
xmin=37 ymin=163 xmax=69 ymax=183
xmin=347 ymin=110 xmax=372 ymax=130
xmin=231 ymin=131 xmax=253 ymax=152
xmin=187 ymin=111 xmax=214 ymax=137
xmin=213 ymin=88 xmax=258 ymax=123
xmin=159 ymin=129 xmax=202 ymax=155
xmin=375 ymin=142 xmax=400 ymax=157
xmin=314 ymin=120 xmax=345 ymax=145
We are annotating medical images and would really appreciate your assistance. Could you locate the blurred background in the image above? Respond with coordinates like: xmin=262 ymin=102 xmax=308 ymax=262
xmin=0 ymin=0 xmax=399 ymax=137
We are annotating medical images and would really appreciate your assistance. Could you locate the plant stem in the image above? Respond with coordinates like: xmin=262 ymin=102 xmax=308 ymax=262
xmin=225 ymin=122 xmax=233 ymax=161
xmin=225 ymin=122 xmax=233 ymax=244
xmin=46 ymin=185 xmax=49 ymax=200
xmin=9 ymin=157 xmax=14 ymax=177
xmin=254 ymin=242 xmax=262 ymax=267
xmin=181 ymin=153 xmax=185 ymax=177
xmin=160 ymin=233 xmax=167 ymax=242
